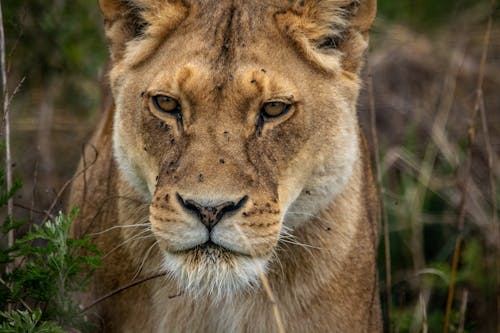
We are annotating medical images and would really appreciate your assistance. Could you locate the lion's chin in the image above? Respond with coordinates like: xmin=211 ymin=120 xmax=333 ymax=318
xmin=161 ymin=244 xmax=267 ymax=300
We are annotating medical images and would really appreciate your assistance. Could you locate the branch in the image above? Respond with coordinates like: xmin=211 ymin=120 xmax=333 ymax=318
xmin=81 ymin=272 xmax=167 ymax=313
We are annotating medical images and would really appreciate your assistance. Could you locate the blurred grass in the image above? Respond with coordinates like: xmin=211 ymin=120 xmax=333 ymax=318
xmin=3 ymin=1 xmax=499 ymax=333
xmin=365 ymin=2 xmax=500 ymax=330
xmin=378 ymin=0 xmax=483 ymax=30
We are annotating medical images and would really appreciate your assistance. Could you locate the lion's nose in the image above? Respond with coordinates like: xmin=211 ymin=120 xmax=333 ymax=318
xmin=176 ymin=193 xmax=248 ymax=230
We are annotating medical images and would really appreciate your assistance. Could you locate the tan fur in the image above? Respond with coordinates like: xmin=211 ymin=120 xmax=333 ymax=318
xmin=69 ymin=0 xmax=381 ymax=331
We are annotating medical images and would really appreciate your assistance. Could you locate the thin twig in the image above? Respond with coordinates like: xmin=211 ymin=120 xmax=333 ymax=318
xmin=7 ymin=77 xmax=25 ymax=108
xmin=14 ymin=202 xmax=54 ymax=220
xmin=81 ymin=272 xmax=167 ymax=313
xmin=367 ymin=62 xmax=392 ymax=332
xmin=0 ymin=0 xmax=14 ymax=274
xmin=442 ymin=4 xmax=494 ymax=332
xmin=81 ymin=144 xmax=88 ymax=216
xmin=42 ymin=144 xmax=98 ymax=223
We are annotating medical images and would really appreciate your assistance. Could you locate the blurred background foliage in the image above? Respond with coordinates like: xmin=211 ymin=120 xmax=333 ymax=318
xmin=2 ymin=0 xmax=499 ymax=332
xmin=4 ymin=0 xmax=106 ymax=86
xmin=379 ymin=0 xmax=484 ymax=30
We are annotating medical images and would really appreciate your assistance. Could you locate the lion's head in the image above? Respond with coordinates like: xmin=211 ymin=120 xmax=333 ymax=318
xmin=101 ymin=0 xmax=376 ymax=298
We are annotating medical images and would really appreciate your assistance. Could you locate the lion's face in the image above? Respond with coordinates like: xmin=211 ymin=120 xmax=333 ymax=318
xmin=104 ymin=0 xmax=375 ymax=297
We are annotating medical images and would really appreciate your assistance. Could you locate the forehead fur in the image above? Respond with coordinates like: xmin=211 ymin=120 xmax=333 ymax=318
xmin=106 ymin=0 xmax=374 ymax=74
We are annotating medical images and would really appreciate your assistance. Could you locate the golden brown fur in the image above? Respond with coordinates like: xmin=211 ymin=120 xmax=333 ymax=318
xmin=69 ymin=0 xmax=381 ymax=331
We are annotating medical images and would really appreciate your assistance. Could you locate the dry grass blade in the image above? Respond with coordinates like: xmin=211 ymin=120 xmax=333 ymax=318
xmin=442 ymin=3 xmax=495 ymax=332
xmin=368 ymin=62 xmax=392 ymax=332
xmin=420 ymin=293 xmax=428 ymax=333
xmin=457 ymin=289 xmax=469 ymax=333
xmin=478 ymin=76 xmax=500 ymax=333
xmin=234 ymin=224 xmax=285 ymax=333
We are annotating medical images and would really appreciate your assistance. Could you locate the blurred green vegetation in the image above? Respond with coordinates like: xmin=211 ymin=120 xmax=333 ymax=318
xmin=4 ymin=1 xmax=106 ymax=87
xmin=4 ymin=1 xmax=106 ymax=129
xmin=378 ymin=0 xmax=488 ymax=30
xmin=380 ymin=128 xmax=497 ymax=332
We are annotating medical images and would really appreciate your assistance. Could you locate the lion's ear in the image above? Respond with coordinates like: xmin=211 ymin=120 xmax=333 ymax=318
xmin=278 ymin=0 xmax=377 ymax=73
xmin=349 ymin=0 xmax=377 ymax=36
xmin=293 ymin=0 xmax=376 ymax=35
xmin=99 ymin=0 xmax=188 ymax=63
xmin=99 ymin=0 xmax=147 ymax=62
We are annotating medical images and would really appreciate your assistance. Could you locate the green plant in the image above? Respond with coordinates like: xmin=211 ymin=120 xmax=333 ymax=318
xmin=0 ymin=310 xmax=63 ymax=333
xmin=0 ymin=163 xmax=101 ymax=332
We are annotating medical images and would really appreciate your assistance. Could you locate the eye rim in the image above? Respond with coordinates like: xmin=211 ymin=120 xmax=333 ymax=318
xmin=151 ymin=94 xmax=181 ymax=115
xmin=260 ymin=101 xmax=292 ymax=119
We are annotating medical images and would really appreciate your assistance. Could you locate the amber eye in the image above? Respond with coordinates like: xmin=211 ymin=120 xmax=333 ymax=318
xmin=261 ymin=102 xmax=291 ymax=118
xmin=152 ymin=95 xmax=180 ymax=114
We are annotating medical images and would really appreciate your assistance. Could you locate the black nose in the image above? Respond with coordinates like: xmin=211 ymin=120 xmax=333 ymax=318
xmin=176 ymin=193 xmax=248 ymax=230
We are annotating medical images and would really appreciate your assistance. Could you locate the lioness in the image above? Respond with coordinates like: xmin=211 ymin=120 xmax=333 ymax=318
xmin=69 ymin=0 xmax=381 ymax=332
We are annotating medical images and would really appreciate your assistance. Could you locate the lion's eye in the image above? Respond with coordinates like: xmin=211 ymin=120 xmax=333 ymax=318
xmin=152 ymin=95 xmax=180 ymax=114
xmin=261 ymin=102 xmax=291 ymax=118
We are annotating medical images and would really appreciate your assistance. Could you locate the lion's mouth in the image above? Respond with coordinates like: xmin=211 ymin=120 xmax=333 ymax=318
xmin=161 ymin=240 xmax=268 ymax=297
xmin=171 ymin=240 xmax=250 ymax=259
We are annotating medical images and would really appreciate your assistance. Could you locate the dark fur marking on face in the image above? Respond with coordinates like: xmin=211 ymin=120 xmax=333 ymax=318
xmin=215 ymin=3 xmax=237 ymax=66
xmin=150 ymin=203 xmax=176 ymax=213
xmin=256 ymin=114 xmax=264 ymax=136
xmin=240 ymin=222 xmax=279 ymax=228
xmin=175 ymin=114 xmax=183 ymax=133
xmin=158 ymin=121 xmax=164 ymax=129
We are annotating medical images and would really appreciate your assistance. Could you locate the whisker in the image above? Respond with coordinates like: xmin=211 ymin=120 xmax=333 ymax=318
xmin=89 ymin=223 xmax=151 ymax=236
xmin=131 ymin=240 xmax=160 ymax=282
xmin=278 ymin=237 xmax=322 ymax=253
xmin=278 ymin=227 xmax=326 ymax=251
xmin=103 ymin=229 xmax=154 ymax=259
xmin=268 ymin=249 xmax=285 ymax=279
